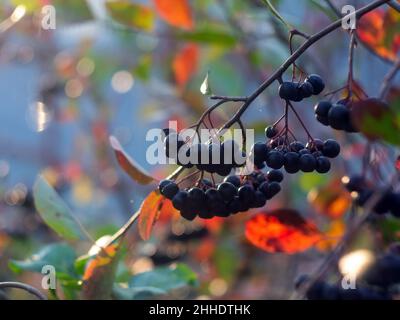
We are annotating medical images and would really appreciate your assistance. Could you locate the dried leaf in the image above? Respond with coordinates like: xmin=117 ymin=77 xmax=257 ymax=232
xmin=109 ymin=135 xmax=155 ymax=185
xmin=245 ymin=209 xmax=321 ymax=254
xmin=315 ymin=220 xmax=345 ymax=252
xmin=153 ymin=0 xmax=194 ymax=30
xmin=138 ymin=190 xmax=176 ymax=240
xmin=173 ymin=44 xmax=199 ymax=88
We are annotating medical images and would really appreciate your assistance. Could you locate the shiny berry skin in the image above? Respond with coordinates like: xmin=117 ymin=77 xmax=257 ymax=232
xmin=266 ymin=169 xmax=284 ymax=182
xmin=223 ymin=175 xmax=241 ymax=187
xmin=290 ymin=141 xmax=305 ymax=152
xmin=299 ymin=82 xmax=314 ymax=98
xmin=314 ymin=101 xmax=332 ymax=117
xmin=284 ymin=151 xmax=300 ymax=174
xmin=328 ymin=104 xmax=350 ymax=130
xmin=162 ymin=182 xmax=179 ymax=200
xmin=305 ymin=74 xmax=325 ymax=95
xmin=217 ymin=182 xmax=238 ymax=202
xmin=265 ymin=126 xmax=278 ymax=138
xmin=316 ymin=156 xmax=331 ymax=173
xmin=322 ymin=139 xmax=341 ymax=158
xmin=299 ymin=154 xmax=317 ymax=172
xmin=159 ymin=179 xmax=173 ymax=194
xmin=172 ymin=191 xmax=189 ymax=211
xmin=238 ymin=185 xmax=256 ymax=205
xmin=298 ymin=148 xmax=311 ymax=155
xmin=188 ymin=187 xmax=206 ymax=205
xmin=266 ymin=150 xmax=284 ymax=169
xmin=278 ymin=81 xmax=302 ymax=101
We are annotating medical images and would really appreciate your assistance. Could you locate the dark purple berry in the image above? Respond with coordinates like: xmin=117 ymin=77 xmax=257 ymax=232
xmin=266 ymin=169 xmax=284 ymax=182
xmin=314 ymin=101 xmax=332 ymax=117
xmin=180 ymin=209 xmax=197 ymax=221
xmin=284 ymin=151 xmax=300 ymax=174
xmin=172 ymin=191 xmax=189 ymax=211
xmin=341 ymin=175 xmax=366 ymax=192
xmin=162 ymin=182 xmax=179 ymax=200
xmin=278 ymin=81 xmax=302 ymax=101
xmin=290 ymin=141 xmax=305 ymax=152
xmin=316 ymin=156 xmax=331 ymax=173
xmin=265 ymin=126 xmax=278 ymax=138
xmin=305 ymin=74 xmax=325 ymax=95
xmin=217 ymin=182 xmax=238 ymax=202
xmin=223 ymin=175 xmax=241 ymax=187
xmin=253 ymin=191 xmax=267 ymax=208
xmin=299 ymin=81 xmax=314 ymax=98
xmin=322 ymin=139 xmax=341 ymax=158
xmin=328 ymin=104 xmax=350 ymax=130
xmin=266 ymin=150 xmax=284 ymax=169
xmin=300 ymin=154 xmax=317 ymax=172
xmin=238 ymin=185 xmax=256 ymax=205
xmin=159 ymin=179 xmax=173 ymax=194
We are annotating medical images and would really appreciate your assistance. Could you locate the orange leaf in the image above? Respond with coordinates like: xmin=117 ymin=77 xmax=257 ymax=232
xmin=308 ymin=178 xmax=352 ymax=219
xmin=315 ymin=220 xmax=345 ymax=252
xmin=173 ymin=44 xmax=199 ymax=88
xmin=153 ymin=0 xmax=194 ymax=30
xmin=82 ymin=243 xmax=120 ymax=299
xmin=245 ymin=209 xmax=321 ymax=254
xmin=138 ymin=190 xmax=177 ymax=240
xmin=109 ymin=135 xmax=155 ymax=185
xmin=357 ymin=8 xmax=400 ymax=62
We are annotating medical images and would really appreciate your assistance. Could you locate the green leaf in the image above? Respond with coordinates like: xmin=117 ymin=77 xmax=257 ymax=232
xmin=379 ymin=216 xmax=400 ymax=243
xmin=261 ymin=0 xmax=292 ymax=30
xmin=9 ymin=243 xmax=77 ymax=278
xmin=200 ymin=71 xmax=212 ymax=95
xmin=33 ymin=175 xmax=86 ymax=241
xmin=106 ymin=0 xmax=154 ymax=31
xmin=134 ymin=54 xmax=152 ymax=81
xmin=176 ymin=28 xmax=237 ymax=47
xmin=112 ymin=285 xmax=166 ymax=300
xmin=129 ymin=263 xmax=197 ymax=292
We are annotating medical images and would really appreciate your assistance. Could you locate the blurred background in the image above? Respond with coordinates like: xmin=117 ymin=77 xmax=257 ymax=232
xmin=0 ymin=0 xmax=398 ymax=299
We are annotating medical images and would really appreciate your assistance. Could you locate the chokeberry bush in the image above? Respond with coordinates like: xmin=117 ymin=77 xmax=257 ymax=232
xmin=0 ymin=0 xmax=400 ymax=301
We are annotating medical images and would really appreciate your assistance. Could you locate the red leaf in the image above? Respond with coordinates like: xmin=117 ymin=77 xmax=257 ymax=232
xmin=357 ymin=8 xmax=400 ymax=62
xmin=138 ymin=190 xmax=178 ymax=240
xmin=173 ymin=44 xmax=199 ymax=88
xmin=153 ymin=0 xmax=194 ymax=30
xmin=109 ymin=136 xmax=155 ymax=185
xmin=245 ymin=209 xmax=321 ymax=254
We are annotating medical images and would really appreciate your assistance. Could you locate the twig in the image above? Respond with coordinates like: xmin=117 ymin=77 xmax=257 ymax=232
xmin=0 ymin=282 xmax=47 ymax=300
xmin=379 ymin=57 xmax=400 ymax=99
xmin=218 ymin=0 xmax=390 ymax=132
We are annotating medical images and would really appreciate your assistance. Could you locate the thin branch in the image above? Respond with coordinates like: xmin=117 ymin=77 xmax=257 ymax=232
xmin=379 ymin=57 xmax=400 ymax=99
xmin=0 ymin=282 xmax=47 ymax=300
xmin=388 ymin=0 xmax=400 ymax=11
xmin=218 ymin=0 xmax=390 ymax=132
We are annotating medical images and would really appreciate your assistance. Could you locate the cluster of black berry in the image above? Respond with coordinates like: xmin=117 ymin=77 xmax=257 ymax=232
xmin=163 ymin=129 xmax=245 ymax=177
xmin=158 ymin=170 xmax=283 ymax=221
xmin=278 ymin=74 xmax=325 ymax=102
xmin=314 ymin=100 xmax=358 ymax=132
xmin=342 ymin=175 xmax=400 ymax=217
xmin=251 ymin=127 xmax=340 ymax=174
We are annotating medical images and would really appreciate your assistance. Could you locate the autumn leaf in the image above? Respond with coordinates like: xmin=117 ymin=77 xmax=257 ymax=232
xmin=307 ymin=178 xmax=352 ymax=219
xmin=245 ymin=209 xmax=321 ymax=254
xmin=138 ymin=190 xmax=178 ymax=240
xmin=350 ymin=98 xmax=400 ymax=145
xmin=153 ymin=0 xmax=194 ymax=30
xmin=106 ymin=0 xmax=154 ymax=31
xmin=315 ymin=220 xmax=345 ymax=252
xmin=82 ymin=240 xmax=120 ymax=300
xmin=109 ymin=135 xmax=155 ymax=185
xmin=357 ymin=7 xmax=400 ymax=62
xmin=173 ymin=44 xmax=199 ymax=88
